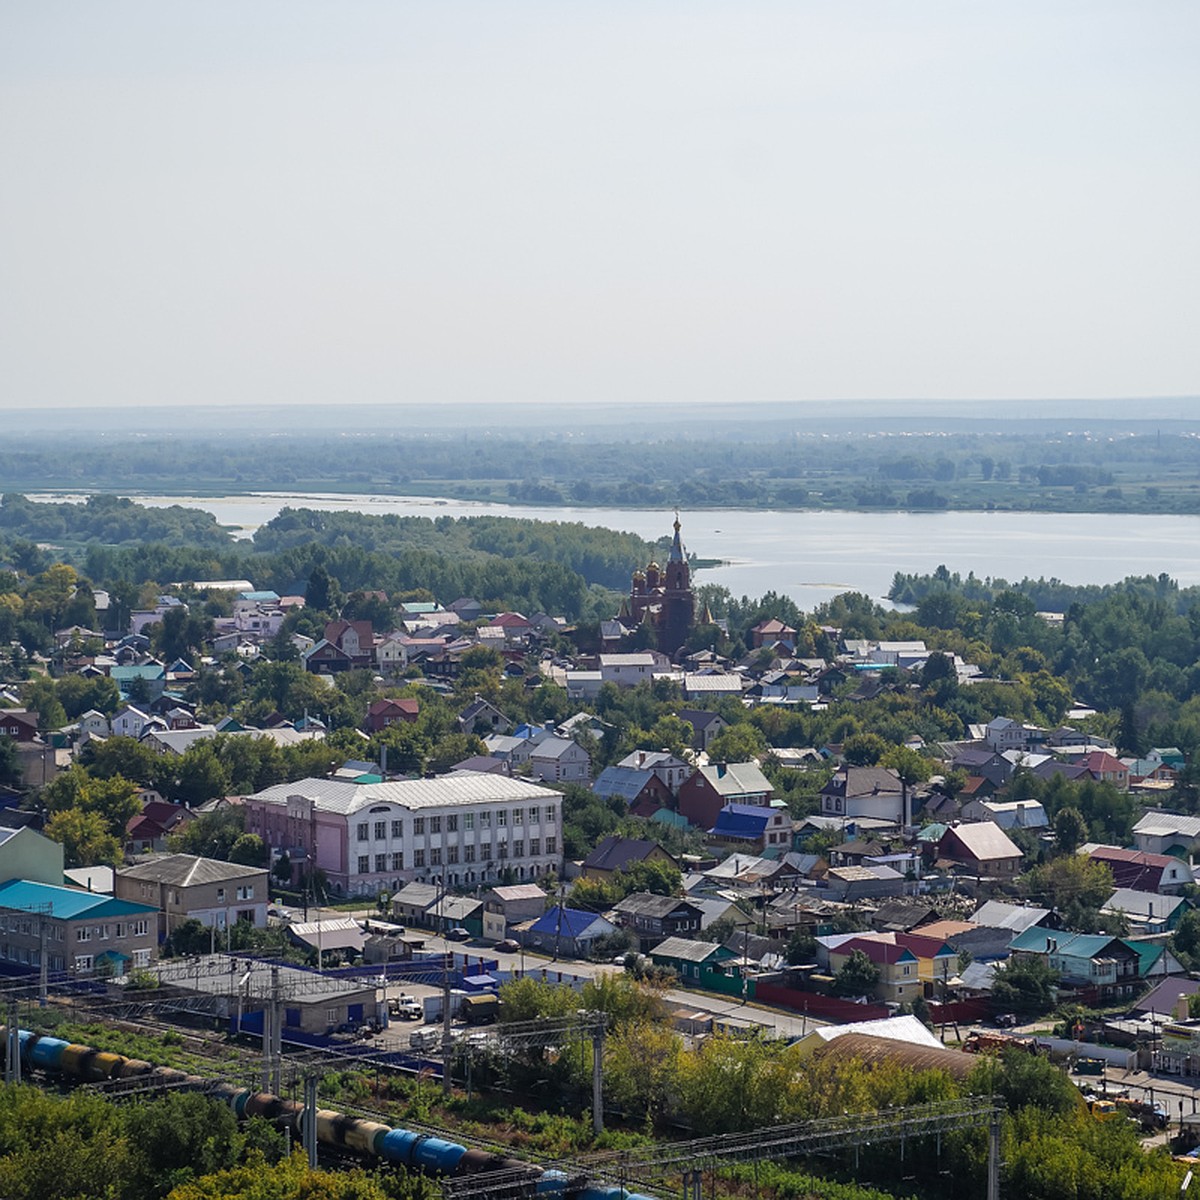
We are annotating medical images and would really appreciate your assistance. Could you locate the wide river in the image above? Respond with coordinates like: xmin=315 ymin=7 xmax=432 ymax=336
xmin=114 ymin=493 xmax=1200 ymax=610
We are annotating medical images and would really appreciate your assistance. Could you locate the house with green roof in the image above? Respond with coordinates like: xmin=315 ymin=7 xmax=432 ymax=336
xmin=1008 ymin=927 xmax=1146 ymax=1001
xmin=0 ymin=879 xmax=158 ymax=977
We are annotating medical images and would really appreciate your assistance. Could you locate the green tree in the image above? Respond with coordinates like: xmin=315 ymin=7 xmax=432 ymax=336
xmin=841 ymin=733 xmax=889 ymax=766
xmin=706 ymin=722 xmax=767 ymax=763
xmin=832 ymin=948 xmax=881 ymax=998
xmin=1052 ymin=806 xmax=1089 ymax=855
xmin=44 ymin=807 xmax=123 ymax=867
xmin=990 ymin=955 xmax=1059 ymax=1017
xmin=229 ymin=833 xmax=267 ymax=867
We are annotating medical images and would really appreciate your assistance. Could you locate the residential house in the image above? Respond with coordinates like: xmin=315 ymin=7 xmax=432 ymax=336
xmin=391 ymin=881 xmax=440 ymax=926
xmin=823 ymin=865 xmax=907 ymax=902
xmin=971 ymin=900 xmax=1058 ymax=934
xmin=322 ymin=620 xmax=375 ymax=668
xmin=0 ymin=710 xmax=40 ymax=742
xmin=1081 ymin=845 xmax=1192 ymax=894
xmin=613 ymin=893 xmax=704 ymax=951
xmin=1079 ymin=752 xmax=1130 ymax=789
xmin=1009 ymin=928 xmax=1142 ymax=1001
xmin=1133 ymin=812 xmax=1200 ymax=860
xmin=114 ymin=855 xmax=268 ymax=939
xmin=826 ymin=936 xmax=923 ymax=1005
xmin=482 ymin=883 xmax=548 ymax=940
xmin=819 ymin=766 xmax=906 ymax=825
xmin=0 ymin=878 xmax=158 ymax=975
xmin=528 ymin=736 xmax=592 ymax=784
xmin=363 ymin=698 xmax=420 ymax=734
xmin=708 ymin=803 xmax=792 ymax=856
xmin=936 ymin=822 xmax=1023 ymax=878
xmin=962 ymin=799 xmax=1049 ymax=831
xmin=675 ymin=709 xmax=729 ymax=753
xmin=682 ymin=673 xmax=746 ymax=702
xmin=983 ymin=717 xmax=1045 ymax=754
xmin=458 ymin=697 xmax=514 ymax=735
xmin=591 ymin=766 xmax=674 ymax=818
xmin=750 ymin=618 xmax=797 ymax=651
xmin=523 ymin=907 xmax=616 ymax=958
xmin=676 ymin=762 xmax=773 ymax=830
xmin=580 ymin=835 xmax=679 ymax=882
xmin=597 ymin=653 xmax=660 ymax=687
xmin=615 ymin=750 xmax=692 ymax=793
xmin=125 ymin=801 xmax=194 ymax=855
xmin=111 ymin=705 xmax=154 ymax=740
xmin=1101 ymin=888 xmax=1189 ymax=935
xmin=649 ymin=935 xmax=739 ymax=986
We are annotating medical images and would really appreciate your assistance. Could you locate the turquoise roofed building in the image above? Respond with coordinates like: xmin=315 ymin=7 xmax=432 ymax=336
xmin=0 ymin=879 xmax=159 ymax=977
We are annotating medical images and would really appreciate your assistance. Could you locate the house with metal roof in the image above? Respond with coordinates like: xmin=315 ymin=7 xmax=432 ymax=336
xmin=677 ymin=762 xmax=773 ymax=830
xmin=1101 ymin=888 xmax=1190 ymax=934
xmin=524 ymin=907 xmax=616 ymax=958
xmin=649 ymin=935 xmax=738 ymax=984
xmin=1008 ymin=928 xmax=1144 ymax=999
xmin=115 ymin=854 xmax=268 ymax=938
xmin=613 ymin=892 xmax=704 ymax=951
xmin=580 ymin=835 xmax=679 ymax=881
xmin=592 ymin=766 xmax=673 ymax=818
xmin=937 ymin=822 xmax=1023 ymax=878
xmin=0 ymin=879 xmax=158 ymax=976
xmin=708 ymin=803 xmax=792 ymax=856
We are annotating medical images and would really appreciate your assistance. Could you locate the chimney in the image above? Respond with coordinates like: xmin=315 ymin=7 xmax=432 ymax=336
xmin=1177 ymin=993 xmax=1191 ymax=1021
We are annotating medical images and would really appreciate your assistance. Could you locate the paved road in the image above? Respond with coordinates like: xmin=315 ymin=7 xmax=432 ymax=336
xmin=368 ymin=932 xmax=828 ymax=1038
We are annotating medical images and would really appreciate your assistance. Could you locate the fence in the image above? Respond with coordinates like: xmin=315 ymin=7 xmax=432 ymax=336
xmin=753 ymin=981 xmax=889 ymax=1023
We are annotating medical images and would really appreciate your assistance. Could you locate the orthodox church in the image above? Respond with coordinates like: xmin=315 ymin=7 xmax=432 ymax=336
xmin=619 ymin=515 xmax=707 ymax=657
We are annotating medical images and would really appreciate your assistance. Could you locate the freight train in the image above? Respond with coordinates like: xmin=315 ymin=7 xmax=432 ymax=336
xmin=0 ymin=1027 xmax=653 ymax=1200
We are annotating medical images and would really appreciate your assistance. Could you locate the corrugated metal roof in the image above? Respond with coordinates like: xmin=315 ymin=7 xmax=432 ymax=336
xmin=248 ymin=772 xmax=560 ymax=815
xmin=815 ymin=1033 xmax=977 ymax=1079
xmin=0 ymin=879 xmax=157 ymax=920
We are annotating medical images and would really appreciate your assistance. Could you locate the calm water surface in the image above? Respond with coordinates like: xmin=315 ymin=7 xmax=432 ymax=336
xmin=62 ymin=493 xmax=1200 ymax=610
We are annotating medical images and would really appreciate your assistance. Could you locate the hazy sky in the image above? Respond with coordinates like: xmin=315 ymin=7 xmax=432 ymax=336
xmin=2 ymin=3 xmax=1197 ymax=410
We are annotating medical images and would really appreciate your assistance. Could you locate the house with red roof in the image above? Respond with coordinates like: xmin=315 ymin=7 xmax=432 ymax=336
xmin=1079 ymin=752 xmax=1129 ymax=789
xmin=125 ymin=801 xmax=195 ymax=855
xmin=1082 ymin=844 xmax=1191 ymax=894
xmin=363 ymin=697 xmax=420 ymax=734
xmin=827 ymin=936 xmax=923 ymax=1005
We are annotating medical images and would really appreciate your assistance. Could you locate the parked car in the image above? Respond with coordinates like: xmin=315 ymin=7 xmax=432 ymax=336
xmin=446 ymin=927 xmax=471 ymax=942
xmin=992 ymin=1012 xmax=1018 ymax=1028
xmin=494 ymin=938 xmax=520 ymax=953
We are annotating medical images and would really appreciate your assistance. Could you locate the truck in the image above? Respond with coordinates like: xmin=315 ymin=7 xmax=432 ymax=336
xmin=388 ymin=994 xmax=423 ymax=1020
xmin=461 ymin=993 xmax=499 ymax=1026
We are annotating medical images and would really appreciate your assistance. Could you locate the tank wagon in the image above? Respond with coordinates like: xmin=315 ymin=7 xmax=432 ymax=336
xmin=0 ymin=1027 xmax=652 ymax=1200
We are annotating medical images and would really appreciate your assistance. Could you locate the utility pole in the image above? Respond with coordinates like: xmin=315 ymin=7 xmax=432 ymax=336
xmin=37 ymin=907 xmax=49 ymax=1007
xmin=4 ymin=1003 xmax=19 ymax=1085
xmin=986 ymin=1110 xmax=1001 ymax=1200
xmin=441 ymin=954 xmax=453 ymax=1097
xmin=591 ymin=1018 xmax=605 ymax=1136
xmin=303 ymin=1074 xmax=318 ymax=1168
xmin=270 ymin=966 xmax=282 ymax=1095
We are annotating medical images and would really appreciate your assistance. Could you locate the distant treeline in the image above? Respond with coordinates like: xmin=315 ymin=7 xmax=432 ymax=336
xmin=0 ymin=496 xmax=673 ymax=622
xmin=3 ymin=426 xmax=1200 ymax=514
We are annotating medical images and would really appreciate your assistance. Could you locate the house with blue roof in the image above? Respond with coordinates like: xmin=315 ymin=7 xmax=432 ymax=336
xmin=0 ymin=879 xmax=158 ymax=977
xmin=524 ymin=906 xmax=617 ymax=958
xmin=708 ymin=802 xmax=792 ymax=856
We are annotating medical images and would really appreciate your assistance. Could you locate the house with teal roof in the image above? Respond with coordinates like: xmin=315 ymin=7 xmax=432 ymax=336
xmin=0 ymin=879 xmax=158 ymax=977
xmin=1008 ymin=927 xmax=1146 ymax=1000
